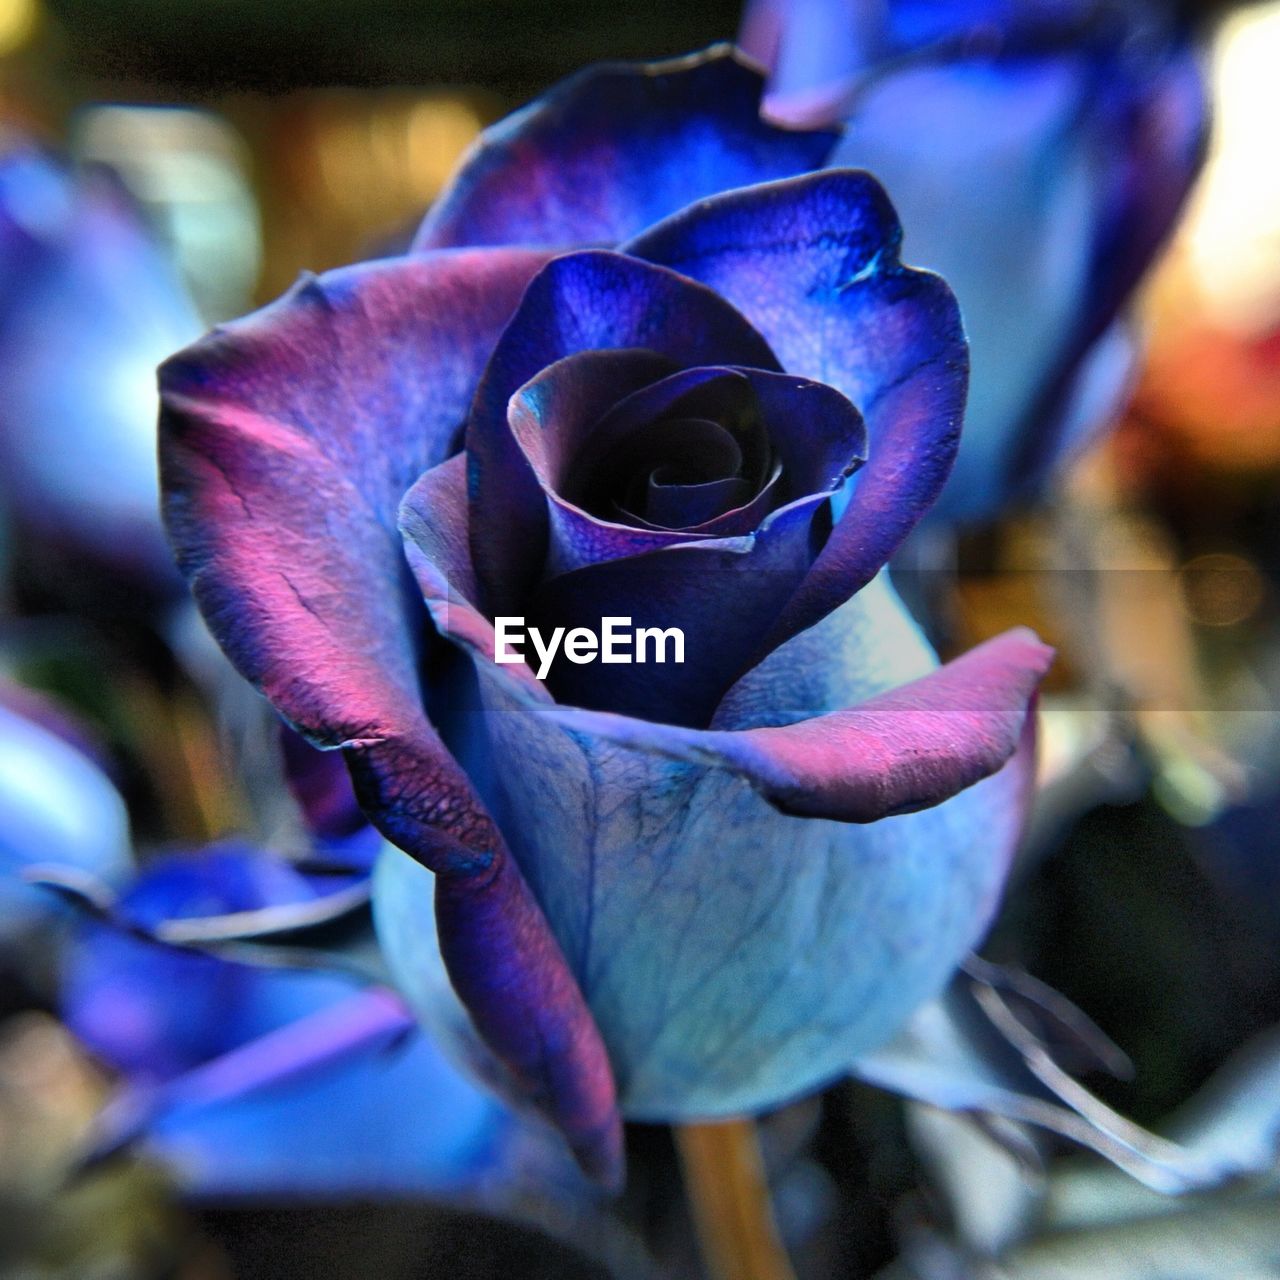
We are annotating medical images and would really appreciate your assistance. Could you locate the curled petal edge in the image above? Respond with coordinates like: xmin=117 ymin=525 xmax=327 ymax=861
xmin=505 ymin=629 xmax=1053 ymax=823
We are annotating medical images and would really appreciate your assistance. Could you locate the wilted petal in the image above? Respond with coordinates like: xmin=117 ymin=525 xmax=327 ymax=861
xmin=414 ymin=45 xmax=837 ymax=251
xmin=854 ymin=968 xmax=1253 ymax=1194
xmin=627 ymin=170 xmax=967 ymax=646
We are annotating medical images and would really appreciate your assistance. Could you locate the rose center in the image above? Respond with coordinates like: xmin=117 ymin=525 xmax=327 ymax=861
xmin=574 ymin=392 xmax=780 ymax=534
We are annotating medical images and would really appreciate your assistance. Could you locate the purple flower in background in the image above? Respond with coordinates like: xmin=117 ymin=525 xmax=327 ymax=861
xmin=59 ymin=843 xmax=530 ymax=1199
xmin=0 ymin=144 xmax=202 ymax=588
xmin=740 ymin=0 xmax=1207 ymax=520
xmin=159 ymin=48 xmax=1052 ymax=1187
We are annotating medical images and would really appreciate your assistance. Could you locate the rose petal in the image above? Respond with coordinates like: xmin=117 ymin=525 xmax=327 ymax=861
xmin=61 ymin=846 xmax=354 ymax=1081
xmin=527 ymin=527 xmax=805 ymax=726
xmin=508 ymin=359 xmax=856 ymax=578
xmin=828 ymin=57 xmax=1103 ymax=525
xmin=626 ymin=169 xmax=968 ymax=649
xmin=739 ymin=0 xmax=886 ymax=127
xmin=159 ymin=250 xmax=622 ymax=1188
xmin=1007 ymin=42 xmax=1207 ymax=494
xmin=532 ymin=628 xmax=1051 ymax=821
xmin=161 ymin=250 xmax=552 ymax=753
xmin=465 ymin=250 xmax=780 ymax=615
xmin=82 ymin=983 xmax=515 ymax=1198
xmin=399 ymin=454 xmax=545 ymax=699
xmin=424 ymin=581 xmax=1037 ymax=1116
xmin=414 ymin=45 xmax=838 ymax=251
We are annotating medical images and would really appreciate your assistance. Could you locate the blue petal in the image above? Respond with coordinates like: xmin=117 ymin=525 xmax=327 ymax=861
xmin=0 ymin=148 xmax=202 ymax=584
xmin=746 ymin=3 xmax=1207 ymax=520
xmin=141 ymin=1028 xmax=508 ymax=1199
xmin=627 ymin=170 xmax=967 ymax=647
xmin=415 ymin=45 xmax=837 ymax=251
xmin=533 ymin=627 xmax=1050 ymax=821
xmin=829 ymin=56 xmax=1110 ymax=522
xmin=61 ymin=847 xmax=359 ymax=1080
xmin=86 ymin=980 xmax=517 ymax=1199
xmin=383 ymin=575 xmax=1034 ymax=1117
xmin=0 ymin=694 xmax=131 ymax=943
xmin=464 ymin=250 xmax=780 ymax=617
xmin=160 ymin=250 xmax=552 ymax=773
xmin=1004 ymin=40 xmax=1206 ymax=500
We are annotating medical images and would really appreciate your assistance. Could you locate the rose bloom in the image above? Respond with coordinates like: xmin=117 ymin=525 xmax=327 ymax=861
xmin=740 ymin=0 xmax=1207 ymax=521
xmin=0 ymin=144 xmax=201 ymax=590
xmin=160 ymin=49 xmax=1050 ymax=1185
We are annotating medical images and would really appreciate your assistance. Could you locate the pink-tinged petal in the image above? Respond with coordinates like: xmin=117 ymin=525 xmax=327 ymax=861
xmin=160 ymin=249 xmax=553 ymax=754
xmin=530 ymin=629 xmax=1051 ymax=823
xmin=158 ymin=250 xmax=621 ymax=1188
xmin=626 ymin=170 xmax=968 ymax=650
xmin=414 ymin=45 xmax=837 ymax=252
xmin=739 ymin=0 xmax=887 ymax=127
xmin=398 ymin=454 xmax=546 ymax=698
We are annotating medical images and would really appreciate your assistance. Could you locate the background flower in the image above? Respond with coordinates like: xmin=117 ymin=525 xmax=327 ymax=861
xmin=0 ymin=144 xmax=203 ymax=593
xmin=0 ymin=683 xmax=131 ymax=949
xmin=56 ymin=843 xmax=534 ymax=1200
xmin=740 ymin=0 xmax=1208 ymax=521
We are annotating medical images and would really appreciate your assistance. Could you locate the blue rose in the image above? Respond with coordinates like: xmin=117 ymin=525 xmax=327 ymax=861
xmin=740 ymin=0 xmax=1208 ymax=520
xmin=58 ymin=842 xmax=531 ymax=1199
xmin=0 ymin=684 xmax=131 ymax=945
xmin=159 ymin=48 xmax=1051 ymax=1186
xmin=0 ymin=145 xmax=203 ymax=588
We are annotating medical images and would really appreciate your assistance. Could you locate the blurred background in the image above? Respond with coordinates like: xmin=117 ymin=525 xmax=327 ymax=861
xmin=0 ymin=0 xmax=1278 ymax=1277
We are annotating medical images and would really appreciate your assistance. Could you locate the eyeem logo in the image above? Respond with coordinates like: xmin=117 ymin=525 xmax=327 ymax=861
xmin=494 ymin=616 xmax=685 ymax=680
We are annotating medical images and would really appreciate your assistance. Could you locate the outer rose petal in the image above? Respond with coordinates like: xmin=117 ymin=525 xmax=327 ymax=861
xmin=531 ymin=628 xmax=1052 ymax=822
xmin=414 ymin=45 xmax=838 ymax=251
xmin=158 ymin=250 xmax=622 ymax=1188
xmin=626 ymin=170 xmax=968 ymax=649
xmin=397 ymin=574 xmax=1040 ymax=1115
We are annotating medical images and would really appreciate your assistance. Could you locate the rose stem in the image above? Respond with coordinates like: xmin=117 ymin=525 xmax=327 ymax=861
xmin=675 ymin=1118 xmax=797 ymax=1280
